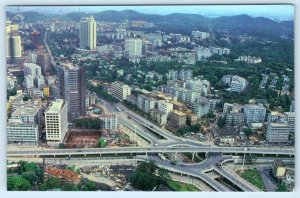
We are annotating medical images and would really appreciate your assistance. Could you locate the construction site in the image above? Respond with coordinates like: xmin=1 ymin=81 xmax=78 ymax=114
xmin=64 ymin=130 xmax=102 ymax=148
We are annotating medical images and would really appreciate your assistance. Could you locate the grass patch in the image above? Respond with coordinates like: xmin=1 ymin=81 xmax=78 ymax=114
xmin=239 ymin=168 xmax=266 ymax=190
xmin=167 ymin=180 xmax=199 ymax=191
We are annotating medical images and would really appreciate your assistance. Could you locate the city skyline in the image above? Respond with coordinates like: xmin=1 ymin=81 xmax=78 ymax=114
xmin=6 ymin=5 xmax=294 ymax=20
xmin=5 ymin=4 xmax=295 ymax=192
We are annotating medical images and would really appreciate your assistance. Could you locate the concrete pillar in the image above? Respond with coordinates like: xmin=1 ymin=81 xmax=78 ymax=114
xmin=69 ymin=154 xmax=71 ymax=157
xmin=192 ymin=152 xmax=195 ymax=162
xmin=263 ymin=154 xmax=265 ymax=156
xmin=115 ymin=153 xmax=117 ymax=156
xmin=84 ymin=154 xmax=86 ymax=157
xmin=100 ymin=153 xmax=101 ymax=157
xmin=175 ymin=152 xmax=177 ymax=161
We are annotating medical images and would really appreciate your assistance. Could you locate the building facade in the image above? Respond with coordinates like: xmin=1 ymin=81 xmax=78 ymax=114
xmin=111 ymin=81 xmax=131 ymax=101
xmin=45 ymin=99 xmax=68 ymax=143
xmin=244 ymin=104 xmax=266 ymax=126
xmin=57 ymin=63 xmax=86 ymax=121
xmin=7 ymin=118 xmax=39 ymax=143
xmin=79 ymin=16 xmax=97 ymax=50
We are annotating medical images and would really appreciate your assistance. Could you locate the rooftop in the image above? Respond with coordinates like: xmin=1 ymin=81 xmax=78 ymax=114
xmin=11 ymin=107 xmax=39 ymax=117
xmin=172 ymin=110 xmax=186 ymax=116
xmin=46 ymin=99 xmax=65 ymax=113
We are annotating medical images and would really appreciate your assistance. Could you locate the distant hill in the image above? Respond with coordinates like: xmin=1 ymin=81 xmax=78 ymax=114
xmin=6 ymin=10 xmax=294 ymax=39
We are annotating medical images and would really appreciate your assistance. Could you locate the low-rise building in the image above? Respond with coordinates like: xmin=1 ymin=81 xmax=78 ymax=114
xmin=150 ymin=109 xmax=168 ymax=126
xmin=264 ymin=112 xmax=295 ymax=143
xmin=7 ymin=118 xmax=39 ymax=143
xmin=137 ymin=94 xmax=156 ymax=113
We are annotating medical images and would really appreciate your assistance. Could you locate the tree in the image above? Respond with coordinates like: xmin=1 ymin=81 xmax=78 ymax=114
xmin=98 ymin=137 xmax=107 ymax=148
xmin=39 ymin=177 xmax=60 ymax=190
xmin=61 ymin=182 xmax=78 ymax=191
xmin=7 ymin=176 xmax=31 ymax=191
xmin=21 ymin=171 xmax=38 ymax=185
xmin=129 ymin=161 xmax=169 ymax=191
xmin=80 ymin=180 xmax=98 ymax=191
xmin=243 ymin=128 xmax=253 ymax=136
xmin=217 ymin=117 xmax=226 ymax=128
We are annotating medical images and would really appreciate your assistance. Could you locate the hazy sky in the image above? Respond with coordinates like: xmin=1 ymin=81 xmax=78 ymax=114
xmin=6 ymin=5 xmax=294 ymax=20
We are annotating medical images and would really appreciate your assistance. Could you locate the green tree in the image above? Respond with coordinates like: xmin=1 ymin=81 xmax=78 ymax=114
xmin=21 ymin=171 xmax=38 ymax=185
xmin=39 ymin=177 xmax=60 ymax=190
xmin=243 ymin=128 xmax=253 ymax=136
xmin=7 ymin=176 xmax=31 ymax=191
xmin=129 ymin=161 xmax=169 ymax=191
xmin=217 ymin=117 xmax=226 ymax=128
xmin=98 ymin=137 xmax=107 ymax=148
xmin=80 ymin=180 xmax=98 ymax=191
xmin=61 ymin=182 xmax=78 ymax=191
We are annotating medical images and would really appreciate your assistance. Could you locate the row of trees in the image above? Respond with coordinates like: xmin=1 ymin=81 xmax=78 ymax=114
xmin=176 ymin=124 xmax=201 ymax=136
xmin=74 ymin=118 xmax=101 ymax=130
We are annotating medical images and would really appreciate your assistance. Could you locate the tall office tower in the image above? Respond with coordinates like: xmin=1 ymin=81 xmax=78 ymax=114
xmin=45 ymin=99 xmax=68 ymax=143
xmin=30 ymin=30 xmax=40 ymax=49
xmin=57 ymin=63 xmax=86 ymax=121
xmin=125 ymin=38 xmax=143 ymax=58
xmin=79 ymin=16 xmax=97 ymax=50
xmin=6 ymin=20 xmax=22 ymax=59
xmin=36 ymin=49 xmax=51 ymax=74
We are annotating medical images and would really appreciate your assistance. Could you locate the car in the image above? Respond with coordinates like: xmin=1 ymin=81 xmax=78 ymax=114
xmin=244 ymin=147 xmax=248 ymax=151
xmin=77 ymin=150 xmax=82 ymax=152
xmin=127 ymin=116 xmax=131 ymax=119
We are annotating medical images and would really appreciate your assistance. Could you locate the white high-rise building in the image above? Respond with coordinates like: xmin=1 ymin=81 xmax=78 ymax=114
xmin=244 ymin=104 xmax=266 ymax=125
xmin=45 ymin=99 xmax=68 ymax=143
xmin=6 ymin=20 xmax=22 ymax=59
xmin=79 ymin=16 xmax=97 ymax=50
xmin=111 ymin=81 xmax=131 ymax=101
xmin=23 ymin=63 xmax=42 ymax=76
xmin=125 ymin=38 xmax=142 ymax=58
xmin=25 ymin=75 xmax=35 ymax=89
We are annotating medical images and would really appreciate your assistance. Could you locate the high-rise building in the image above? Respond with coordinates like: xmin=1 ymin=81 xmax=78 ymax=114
xmin=79 ymin=16 xmax=97 ymax=50
xmin=99 ymin=114 xmax=118 ymax=130
xmin=57 ymin=63 xmax=86 ymax=121
xmin=30 ymin=31 xmax=40 ymax=49
xmin=125 ymin=38 xmax=142 ymax=58
xmin=244 ymin=104 xmax=266 ymax=125
xmin=36 ymin=49 xmax=51 ymax=73
xmin=6 ymin=20 xmax=22 ymax=59
xmin=111 ymin=81 xmax=131 ymax=101
xmin=45 ymin=99 xmax=68 ymax=143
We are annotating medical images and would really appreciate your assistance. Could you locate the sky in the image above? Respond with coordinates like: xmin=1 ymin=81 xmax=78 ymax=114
xmin=6 ymin=5 xmax=294 ymax=20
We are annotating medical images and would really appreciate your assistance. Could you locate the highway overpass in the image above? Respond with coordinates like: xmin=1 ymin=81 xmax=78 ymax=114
xmin=7 ymin=146 xmax=295 ymax=157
